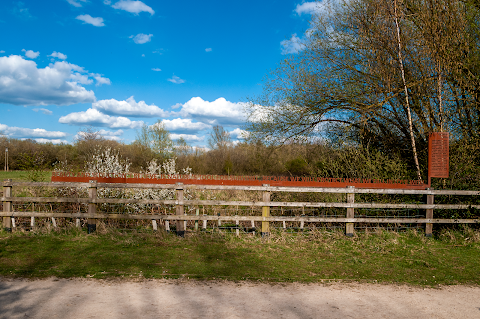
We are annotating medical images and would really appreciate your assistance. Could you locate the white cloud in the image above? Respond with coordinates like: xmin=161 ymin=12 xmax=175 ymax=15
xmin=70 ymin=72 xmax=93 ymax=85
xmin=177 ymin=97 xmax=247 ymax=125
xmin=295 ymin=1 xmax=337 ymax=16
xmin=230 ymin=128 xmax=249 ymax=139
xmin=22 ymin=49 xmax=40 ymax=59
xmin=75 ymin=128 xmax=123 ymax=141
xmin=34 ymin=138 xmax=69 ymax=144
xmin=0 ymin=55 xmax=98 ymax=106
xmin=49 ymin=51 xmax=67 ymax=60
xmin=281 ymin=33 xmax=306 ymax=54
xmin=67 ymin=0 xmax=88 ymax=7
xmin=93 ymin=96 xmax=168 ymax=117
xmin=205 ymin=48 xmax=212 ymax=52
xmin=76 ymin=14 xmax=105 ymax=27
xmin=130 ymin=33 xmax=153 ymax=44
xmin=167 ymin=75 xmax=185 ymax=84
xmin=169 ymin=133 xmax=203 ymax=142
xmin=152 ymin=68 xmax=161 ymax=71
xmin=32 ymin=108 xmax=53 ymax=115
xmin=0 ymin=123 xmax=68 ymax=139
xmin=160 ymin=118 xmax=211 ymax=133
xmin=112 ymin=1 xmax=155 ymax=15
xmin=104 ymin=0 xmax=112 ymax=4
xmin=98 ymin=129 xmax=123 ymax=141
xmin=59 ymin=108 xmax=144 ymax=129
xmin=295 ymin=2 xmax=321 ymax=15
xmin=0 ymin=50 xmax=5 ymax=54
xmin=12 ymin=2 xmax=33 ymax=19
xmin=91 ymin=73 xmax=111 ymax=86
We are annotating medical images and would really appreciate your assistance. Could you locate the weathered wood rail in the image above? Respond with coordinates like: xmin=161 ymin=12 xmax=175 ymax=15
xmin=2 ymin=180 xmax=480 ymax=237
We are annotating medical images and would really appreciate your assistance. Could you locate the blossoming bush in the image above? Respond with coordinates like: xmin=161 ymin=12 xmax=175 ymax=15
xmin=55 ymin=147 xmax=195 ymax=215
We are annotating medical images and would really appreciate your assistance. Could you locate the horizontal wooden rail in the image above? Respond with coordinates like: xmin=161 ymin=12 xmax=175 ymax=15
xmin=3 ymin=180 xmax=480 ymax=236
xmin=1 ymin=211 xmax=479 ymax=224
xmin=2 ymin=196 xmax=480 ymax=210
xmin=4 ymin=181 xmax=480 ymax=196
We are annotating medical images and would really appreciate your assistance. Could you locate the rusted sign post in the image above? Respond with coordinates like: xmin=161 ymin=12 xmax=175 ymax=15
xmin=426 ymin=132 xmax=449 ymax=237
xmin=428 ymin=132 xmax=449 ymax=182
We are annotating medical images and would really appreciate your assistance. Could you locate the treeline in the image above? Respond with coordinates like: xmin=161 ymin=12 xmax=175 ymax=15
xmin=1 ymin=128 xmax=479 ymax=190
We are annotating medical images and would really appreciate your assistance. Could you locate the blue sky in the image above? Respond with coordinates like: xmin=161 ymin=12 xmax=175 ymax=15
xmin=0 ymin=0 xmax=320 ymax=147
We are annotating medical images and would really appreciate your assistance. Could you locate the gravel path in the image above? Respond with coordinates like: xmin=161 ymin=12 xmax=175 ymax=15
xmin=1 ymin=278 xmax=479 ymax=318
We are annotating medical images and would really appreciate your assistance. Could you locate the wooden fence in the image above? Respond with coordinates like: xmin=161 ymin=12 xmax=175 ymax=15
xmin=1 ymin=179 xmax=480 ymax=237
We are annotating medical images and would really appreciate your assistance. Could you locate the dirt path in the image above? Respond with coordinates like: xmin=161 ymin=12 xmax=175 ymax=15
xmin=1 ymin=278 xmax=479 ymax=319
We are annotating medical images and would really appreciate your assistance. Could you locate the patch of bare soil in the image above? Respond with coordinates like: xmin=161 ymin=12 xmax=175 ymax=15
xmin=1 ymin=278 xmax=479 ymax=318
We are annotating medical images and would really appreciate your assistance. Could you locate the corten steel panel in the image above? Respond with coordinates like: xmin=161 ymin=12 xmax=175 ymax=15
xmin=51 ymin=171 xmax=428 ymax=189
xmin=428 ymin=132 xmax=449 ymax=178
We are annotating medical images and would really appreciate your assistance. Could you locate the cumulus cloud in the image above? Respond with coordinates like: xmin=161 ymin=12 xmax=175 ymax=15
xmin=49 ymin=51 xmax=67 ymax=60
xmin=0 ymin=123 xmax=68 ymax=140
xmin=0 ymin=55 xmax=99 ymax=106
xmin=59 ymin=108 xmax=144 ymax=129
xmin=130 ymin=33 xmax=153 ymax=44
xmin=177 ymin=97 xmax=247 ymax=125
xmin=169 ymin=133 xmax=203 ymax=142
xmin=112 ymin=0 xmax=155 ymax=15
xmin=281 ymin=33 xmax=306 ymax=54
xmin=167 ymin=75 xmax=185 ymax=84
xmin=93 ymin=96 xmax=168 ymax=117
xmin=295 ymin=2 xmax=321 ymax=15
xmin=76 ymin=129 xmax=123 ymax=141
xmin=22 ymin=49 xmax=40 ymax=59
xmin=92 ymin=73 xmax=111 ymax=86
xmin=152 ymin=68 xmax=161 ymax=71
xmin=34 ymin=138 xmax=69 ymax=144
xmin=66 ymin=0 xmax=88 ymax=7
xmin=76 ymin=14 xmax=105 ymax=27
xmin=295 ymin=0 xmax=337 ymax=16
xmin=205 ymin=48 xmax=212 ymax=52
xmin=161 ymin=118 xmax=211 ymax=134
xmin=230 ymin=128 xmax=249 ymax=139
xmin=32 ymin=108 xmax=53 ymax=115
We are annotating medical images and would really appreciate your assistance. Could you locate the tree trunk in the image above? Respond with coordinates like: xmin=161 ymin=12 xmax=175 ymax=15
xmin=393 ymin=0 xmax=422 ymax=181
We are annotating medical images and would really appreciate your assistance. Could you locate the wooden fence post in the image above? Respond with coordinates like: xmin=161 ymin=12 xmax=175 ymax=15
xmin=345 ymin=186 xmax=355 ymax=237
xmin=425 ymin=188 xmax=434 ymax=237
xmin=3 ymin=179 xmax=12 ymax=232
xmin=195 ymin=208 xmax=199 ymax=231
xmin=87 ymin=180 xmax=97 ymax=234
xmin=176 ymin=183 xmax=185 ymax=237
xmin=261 ymin=184 xmax=270 ymax=237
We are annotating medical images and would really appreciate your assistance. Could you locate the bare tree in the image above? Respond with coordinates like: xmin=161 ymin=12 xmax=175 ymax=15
xmin=207 ymin=125 xmax=231 ymax=150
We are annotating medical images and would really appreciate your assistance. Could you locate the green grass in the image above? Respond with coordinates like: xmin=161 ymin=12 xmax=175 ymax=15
xmin=1 ymin=227 xmax=479 ymax=286
xmin=0 ymin=170 xmax=52 ymax=182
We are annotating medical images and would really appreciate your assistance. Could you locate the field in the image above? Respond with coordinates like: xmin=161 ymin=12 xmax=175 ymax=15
xmin=1 ymin=226 xmax=479 ymax=286
xmin=0 ymin=170 xmax=52 ymax=182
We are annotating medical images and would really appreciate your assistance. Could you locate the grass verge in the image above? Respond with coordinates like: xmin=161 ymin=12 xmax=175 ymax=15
xmin=0 ymin=170 xmax=52 ymax=182
xmin=0 ymin=227 xmax=479 ymax=286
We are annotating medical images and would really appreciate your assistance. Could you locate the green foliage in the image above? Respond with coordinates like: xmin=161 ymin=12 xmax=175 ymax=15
xmin=285 ymin=157 xmax=309 ymax=176
xmin=246 ymin=0 xmax=480 ymax=172
xmin=135 ymin=121 xmax=174 ymax=159
xmin=17 ymin=152 xmax=48 ymax=182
